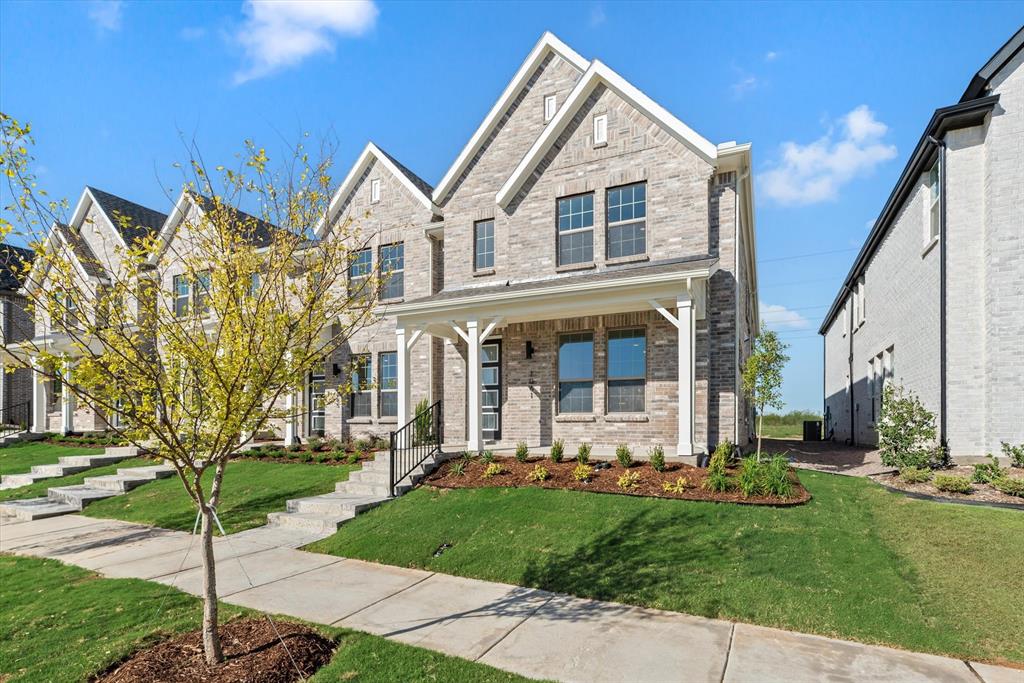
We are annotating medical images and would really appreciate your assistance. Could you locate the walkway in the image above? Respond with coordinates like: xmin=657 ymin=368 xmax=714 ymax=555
xmin=768 ymin=438 xmax=893 ymax=477
xmin=1 ymin=514 xmax=1018 ymax=683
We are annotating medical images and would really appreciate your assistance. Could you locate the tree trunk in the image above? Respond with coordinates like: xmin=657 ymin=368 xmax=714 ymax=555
xmin=200 ymin=505 xmax=224 ymax=665
xmin=756 ymin=411 xmax=764 ymax=462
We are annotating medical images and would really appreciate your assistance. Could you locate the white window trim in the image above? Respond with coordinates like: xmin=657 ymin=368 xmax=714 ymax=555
xmin=544 ymin=94 xmax=557 ymax=123
xmin=370 ymin=178 xmax=381 ymax=204
xmin=593 ymin=114 xmax=608 ymax=146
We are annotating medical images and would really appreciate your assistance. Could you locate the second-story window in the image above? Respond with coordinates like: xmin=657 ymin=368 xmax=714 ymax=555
xmin=348 ymin=248 xmax=371 ymax=297
xmin=379 ymin=242 xmax=404 ymax=300
xmin=173 ymin=275 xmax=190 ymax=317
xmin=194 ymin=270 xmax=211 ymax=316
xmin=474 ymin=219 xmax=494 ymax=270
xmin=350 ymin=354 xmax=372 ymax=418
xmin=927 ymin=161 xmax=940 ymax=241
xmin=556 ymin=193 xmax=594 ymax=266
xmin=607 ymin=182 xmax=647 ymax=258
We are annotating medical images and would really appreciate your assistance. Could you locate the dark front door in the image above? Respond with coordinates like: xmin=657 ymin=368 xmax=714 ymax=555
xmin=481 ymin=341 xmax=501 ymax=441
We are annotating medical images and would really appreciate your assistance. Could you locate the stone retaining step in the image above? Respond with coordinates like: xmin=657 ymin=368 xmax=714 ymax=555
xmin=0 ymin=447 xmax=139 ymax=490
xmin=0 ymin=497 xmax=78 ymax=521
xmin=266 ymin=510 xmax=354 ymax=534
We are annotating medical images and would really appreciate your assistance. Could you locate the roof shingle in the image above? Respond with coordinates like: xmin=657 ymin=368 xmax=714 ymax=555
xmin=87 ymin=186 xmax=169 ymax=246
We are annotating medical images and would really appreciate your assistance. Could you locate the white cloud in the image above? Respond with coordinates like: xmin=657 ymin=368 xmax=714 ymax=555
xmin=233 ymin=0 xmax=379 ymax=84
xmin=760 ymin=302 xmax=810 ymax=331
xmin=764 ymin=50 xmax=779 ymax=61
xmin=589 ymin=4 xmax=607 ymax=27
xmin=759 ymin=105 xmax=897 ymax=205
xmin=731 ymin=75 xmax=758 ymax=99
xmin=87 ymin=0 xmax=123 ymax=33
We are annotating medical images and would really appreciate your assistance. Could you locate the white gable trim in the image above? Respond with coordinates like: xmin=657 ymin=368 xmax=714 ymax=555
xmin=23 ymin=222 xmax=106 ymax=294
xmin=315 ymin=142 xmax=439 ymax=239
xmin=69 ymin=187 xmax=129 ymax=249
xmin=496 ymin=60 xmax=719 ymax=209
xmin=146 ymin=190 xmax=195 ymax=266
xmin=431 ymin=32 xmax=590 ymax=205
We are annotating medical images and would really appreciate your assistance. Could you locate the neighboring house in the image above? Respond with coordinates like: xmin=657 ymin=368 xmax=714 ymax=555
xmin=315 ymin=33 xmax=758 ymax=460
xmin=23 ymin=187 xmax=167 ymax=434
xmin=820 ymin=27 xmax=1023 ymax=461
xmin=1 ymin=243 xmax=35 ymax=428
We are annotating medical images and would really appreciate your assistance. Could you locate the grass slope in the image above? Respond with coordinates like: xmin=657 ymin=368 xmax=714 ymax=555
xmin=0 ymin=441 xmax=103 ymax=477
xmin=83 ymin=460 xmax=357 ymax=534
xmin=0 ymin=555 xmax=534 ymax=683
xmin=0 ymin=457 xmax=152 ymax=503
xmin=308 ymin=470 xmax=1024 ymax=665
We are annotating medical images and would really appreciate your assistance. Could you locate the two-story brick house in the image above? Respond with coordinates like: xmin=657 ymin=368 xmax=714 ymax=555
xmin=1 ymin=243 xmax=35 ymax=429
xmin=820 ymin=27 xmax=1023 ymax=461
xmin=316 ymin=33 xmax=758 ymax=460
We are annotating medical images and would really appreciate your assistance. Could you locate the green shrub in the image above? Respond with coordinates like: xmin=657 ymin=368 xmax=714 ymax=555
xmin=482 ymin=463 xmax=504 ymax=478
xmin=991 ymin=476 xmax=1024 ymax=497
xmin=972 ymin=455 xmax=1004 ymax=484
xmin=301 ymin=452 xmax=314 ymax=463
xmin=345 ymin=452 xmax=359 ymax=465
xmin=324 ymin=438 xmax=341 ymax=452
xmin=413 ymin=397 xmax=432 ymax=445
xmin=287 ymin=443 xmax=303 ymax=453
xmin=481 ymin=450 xmax=495 ymax=464
xmin=572 ymin=464 xmax=594 ymax=482
xmin=576 ymin=442 xmax=591 ymax=465
xmin=515 ymin=441 xmax=529 ymax=463
xmin=900 ymin=466 xmax=933 ymax=484
xmin=450 ymin=461 xmax=466 ymax=477
xmin=308 ymin=437 xmax=323 ymax=452
xmin=710 ymin=440 xmax=733 ymax=472
xmin=737 ymin=457 xmax=762 ymax=498
xmin=315 ymin=453 xmax=331 ymax=464
xmin=649 ymin=445 xmax=665 ymax=472
xmin=1001 ymin=441 xmax=1024 ymax=469
xmin=877 ymin=384 xmax=947 ymax=470
xmin=617 ymin=470 xmax=640 ymax=490
xmin=933 ymin=474 xmax=972 ymax=494
xmin=763 ymin=455 xmax=793 ymax=498
xmin=662 ymin=476 xmax=689 ymax=494
xmin=527 ymin=464 xmax=550 ymax=482
xmin=354 ymin=438 xmax=372 ymax=454
xmin=616 ymin=444 xmax=633 ymax=468
xmin=550 ymin=439 xmax=565 ymax=463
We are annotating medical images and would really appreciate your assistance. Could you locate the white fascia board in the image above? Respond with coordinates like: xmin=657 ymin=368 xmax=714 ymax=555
xmin=431 ymin=31 xmax=590 ymax=205
xmin=315 ymin=142 xmax=439 ymax=240
xmin=496 ymin=60 xmax=718 ymax=209
xmin=146 ymin=190 xmax=193 ymax=266
xmin=23 ymin=223 xmax=105 ymax=295
xmin=74 ymin=187 xmax=130 ymax=250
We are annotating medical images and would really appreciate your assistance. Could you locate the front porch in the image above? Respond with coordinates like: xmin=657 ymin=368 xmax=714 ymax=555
xmin=387 ymin=257 xmax=718 ymax=461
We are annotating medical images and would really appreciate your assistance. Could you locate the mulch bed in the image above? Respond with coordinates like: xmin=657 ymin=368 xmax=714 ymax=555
xmin=96 ymin=617 xmax=335 ymax=683
xmin=426 ymin=456 xmax=810 ymax=506
xmin=874 ymin=466 xmax=1024 ymax=507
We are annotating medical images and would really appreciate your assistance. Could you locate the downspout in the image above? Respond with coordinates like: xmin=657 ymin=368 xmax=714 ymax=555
xmin=927 ymin=135 xmax=948 ymax=449
xmin=848 ymin=293 xmax=854 ymax=443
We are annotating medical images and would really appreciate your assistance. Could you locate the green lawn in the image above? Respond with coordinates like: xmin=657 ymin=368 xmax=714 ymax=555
xmin=0 ymin=440 xmax=103 ymax=477
xmin=83 ymin=460 xmax=357 ymax=534
xmin=760 ymin=424 xmax=803 ymax=439
xmin=0 ymin=457 xmax=152 ymax=503
xmin=308 ymin=470 xmax=1024 ymax=666
xmin=0 ymin=554 xmax=534 ymax=683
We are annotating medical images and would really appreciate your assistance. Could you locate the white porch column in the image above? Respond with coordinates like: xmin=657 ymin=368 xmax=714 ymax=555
xmin=676 ymin=295 xmax=695 ymax=457
xmin=466 ymin=319 xmax=482 ymax=452
xmin=396 ymin=326 xmax=411 ymax=428
xmin=283 ymin=390 xmax=298 ymax=446
xmin=31 ymin=359 xmax=47 ymax=434
xmin=60 ymin=359 xmax=76 ymax=435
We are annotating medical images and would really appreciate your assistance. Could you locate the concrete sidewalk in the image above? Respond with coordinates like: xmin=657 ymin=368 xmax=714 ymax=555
xmin=1 ymin=514 xmax=1019 ymax=683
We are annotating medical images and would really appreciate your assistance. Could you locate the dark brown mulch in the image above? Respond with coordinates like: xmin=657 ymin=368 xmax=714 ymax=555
xmin=426 ymin=456 xmax=810 ymax=506
xmin=874 ymin=466 xmax=1024 ymax=507
xmin=96 ymin=618 xmax=335 ymax=683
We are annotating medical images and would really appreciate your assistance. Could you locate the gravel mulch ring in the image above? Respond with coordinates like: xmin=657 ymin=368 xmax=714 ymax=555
xmin=96 ymin=618 xmax=335 ymax=683
xmin=874 ymin=466 xmax=1024 ymax=508
xmin=426 ymin=456 xmax=810 ymax=506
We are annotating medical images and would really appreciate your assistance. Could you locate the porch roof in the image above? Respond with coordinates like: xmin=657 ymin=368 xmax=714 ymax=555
xmin=388 ymin=255 xmax=718 ymax=327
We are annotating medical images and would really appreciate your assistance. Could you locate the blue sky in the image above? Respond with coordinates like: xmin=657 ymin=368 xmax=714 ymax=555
xmin=2 ymin=1 xmax=1021 ymax=412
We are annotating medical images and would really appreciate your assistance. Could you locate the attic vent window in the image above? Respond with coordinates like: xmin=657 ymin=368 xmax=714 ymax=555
xmin=716 ymin=172 xmax=736 ymax=186
xmin=544 ymin=95 xmax=557 ymax=122
xmin=593 ymin=114 xmax=608 ymax=146
xmin=370 ymin=178 xmax=381 ymax=204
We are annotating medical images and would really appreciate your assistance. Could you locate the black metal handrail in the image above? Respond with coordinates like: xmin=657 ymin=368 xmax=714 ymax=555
xmin=0 ymin=400 xmax=32 ymax=440
xmin=389 ymin=400 xmax=442 ymax=497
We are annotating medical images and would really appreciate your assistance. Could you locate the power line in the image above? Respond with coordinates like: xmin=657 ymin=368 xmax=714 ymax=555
xmin=760 ymin=276 xmax=837 ymax=288
xmin=760 ymin=247 xmax=859 ymax=263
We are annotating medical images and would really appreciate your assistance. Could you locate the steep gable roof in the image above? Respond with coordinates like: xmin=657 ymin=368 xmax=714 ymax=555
xmin=432 ymin=31 xmax=589 ymax=205
xmin=75 ymin=186 xmax=168 ymax=246
xmin=497 ymin=59 xmax=718 ymax=209
xmin=0 ymin=243 xmax=34 ymax=292
xmin=961 ymin=25 xmax=1024 ymax=102
xmin=316 ymin=142 xmax=438 ymax=239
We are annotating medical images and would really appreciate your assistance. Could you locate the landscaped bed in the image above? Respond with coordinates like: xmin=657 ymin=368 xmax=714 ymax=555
xmin=876 ymin=463 xmax=1024 ymax=507
xmin=427 ymin=455 xmax=810 ymax=506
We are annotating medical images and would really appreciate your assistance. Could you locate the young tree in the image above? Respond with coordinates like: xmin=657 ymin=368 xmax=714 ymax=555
xmin=1 ymin=113 xmax=382 ymax=664
xmin=742 ymin=330 xmax=790 ymax=460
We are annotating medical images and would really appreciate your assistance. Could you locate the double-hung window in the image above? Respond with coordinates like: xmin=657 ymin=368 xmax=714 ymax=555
xmin=474 ymin=219 xmax=494 ymax=270
xmin=606 ymin=183 xmax=647 ymax=258
xmin=349 ymin=354 xmax=372 ymax=418
xmin=194 ymin=270 xmax=211 ymax=316
xmin=558 ymin=332 xmax=593 ymax=413
xmin=928 ymin=161 xmax=940 ymax=241
xmin=607 ymin=328 xmax=646 ymax=412
xmin=173 ymin=275 xmax=190 ymax=317
xmin=348 ymin=248 xmax=371 ymax=297
xmin=556 ymin=193 xmax=594 ymax=266
xmin=379 ymin=351 xmax=397 ymax=417
xmin=379 ymin=242 xmax=404 ymax=300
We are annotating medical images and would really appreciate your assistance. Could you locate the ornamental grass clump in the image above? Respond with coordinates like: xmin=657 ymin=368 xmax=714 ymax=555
xmin=550 ymin=439 xmax=565 ymax=463
xmin=616 ymin=444 xmax=633 ymax=468
xmin=649 ymin=445 xmax=666 ymax=472
xmin=763 ymin=455 xmax=794 ymax=498
xmin=737 ymin=457 xmax=762 ymax=498
xmin=527 ymin=464 xmax=550 ymax=482
xmin=577 ymin=442 xmax=592 ymax=465
xmin=515 ymin=441 xmax=529 ymax=463
xmin=449 ymin=461 xmax=466 ymax=477
xmin=702 ymin=441 xmax=733 ymax=493
xmin=481 ymin=450 xmax=495 ymax=464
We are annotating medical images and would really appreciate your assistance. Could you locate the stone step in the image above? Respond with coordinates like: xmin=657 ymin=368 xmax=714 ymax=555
xmin=0 ymin=497 xmax=79 ymax=521
xmin=265 ymin=511 xmax=353 ymax=534
xmin=337 ymin=480 xmax=408 ymax=497
xmin=103 ymin=446 xmax=140 ymax=457
xmin=80 ymin=474 xmax=153 ymax=493
xmin=46 ymin=485 xmax=115 ymax=510
xmin=0 ymin=473 xmax=39 ymax=489
xmin=57 ymin=453 xmax=133 ymax=468
xmin=286 ymin=492 xmax=385 ymax=517
xmin=115 ymin=465 xmax=174 ymax=480
xmin=30 ymin=463 xmax=89 ymax=477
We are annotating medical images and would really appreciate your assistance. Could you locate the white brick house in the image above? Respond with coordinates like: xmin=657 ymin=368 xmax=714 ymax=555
xmin=820 ymin=27 xmax=1024 ymax=461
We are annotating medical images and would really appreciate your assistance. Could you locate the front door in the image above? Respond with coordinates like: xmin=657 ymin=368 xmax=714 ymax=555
xmin=481 ymin=341 xmax=501 ymax=441
xmin=308 ymin=372 xmax=325 ymax=437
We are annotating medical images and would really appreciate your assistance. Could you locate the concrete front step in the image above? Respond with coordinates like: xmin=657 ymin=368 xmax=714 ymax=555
xmin=266 ymin=510 xmax=354 ymax=534
xmin=337 ymin=480 xmax=411 ymax=497
xmin=0 ymin=448 xmax=139 ymax=490
xmin=286 ymin=492 xmax=385 ymax=517
xmin=0 ymin=497 xmax=78 ymax=521
xmin=58 ymin=453 xmax=134 ymax=468
xmin=31 ymin=463 xmax=90 ymax=477
xmin=46 ymin=485 xmax=115 ymax=510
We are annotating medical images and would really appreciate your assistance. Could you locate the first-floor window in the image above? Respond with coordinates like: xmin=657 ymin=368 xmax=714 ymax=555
xmin=349 ymin=354 xmax=372 ymax=418
xmin=558 ymin=332 xmax=593 ymax=413
xmin=607 ymin=328 xmax=646 ymax=412
xmin=379 ymin=351 xmax=397 ymax=417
